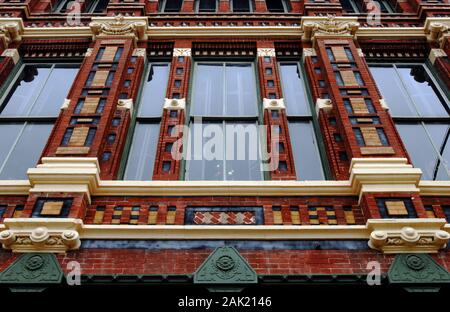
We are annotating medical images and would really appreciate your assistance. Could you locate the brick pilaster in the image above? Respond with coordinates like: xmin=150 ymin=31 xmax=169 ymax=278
xmin=152 ymin=42 xmax=191 ymax=180
xmin=257 ymin=42 xmax=296 ymax=180
xmin=41 ymin=37 xmax=144 ymax=180
xmin=307 ymin=37 xmax=410 ymax=180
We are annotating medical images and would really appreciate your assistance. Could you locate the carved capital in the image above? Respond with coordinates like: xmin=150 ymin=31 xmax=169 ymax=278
xmin=89 ymin=15 xmax=148 ymax=43
xmin=0 ymin=218 xmax=83 ymax=253
xmin=173 ymin=48 xmax=191 ymax=57
xmin=0 ymin=18 xmax=24 ymax=48
xmin=367 ymin=219 xmax=450 ymax=253
xmin=301 ymin=16 xmax=359 ymax=42
xmin=315 ymin=98 xmax=333 ymax=116
xmin=1 ymin=48 xmax=19 ymax=64
xmin=117 ymin=98 xmax=134 ymax=115
xmin=257 ymin=48 xmax=276 ymax=57
xmin=425 ymin=18 xmax=450 ymax=49
xmin=263 ymin=98 xmax=285 ymax=110
xmin=164 ymin=98 xmax=186 ymax=110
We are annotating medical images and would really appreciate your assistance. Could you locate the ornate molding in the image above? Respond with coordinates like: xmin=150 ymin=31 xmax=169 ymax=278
xmin=367 ymin=219 xmax=450 ymax=253
xmin=301 ymin=16 xmax=359 ymax=42
xmin=89 ymin=15 xmax=148 ymax=43
xmin=425 ymin=18 xmax=450 ymax=48
xmin=0 ymin=218 xmax=83 ymax=253
xmin=263 ymin=98 xmax=285 ymax=111
xmin=163 ymin=98 xmax=186 ymax=110
xmin=0 ymin=18 xmax=24 ymax=48
xmin=257 ymin=48 xmax=276 ymax=57
xmin=173 ymin=48 xmax=191 ymax=57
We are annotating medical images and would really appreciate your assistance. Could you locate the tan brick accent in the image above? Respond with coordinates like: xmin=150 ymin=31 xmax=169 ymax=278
xmin=331 ymin=47 xmax=348 ymax=62
xmin=290 ymin=209 xmax=300 ymax=225
xmin=69 ymin=127 xmax=89 ymax=146
xmin=166 ymin=209 xmax=176 ymax=224
xmin=81 ymin=97 xmax=100 ymax=114
xmin=360 ymin=146 xmax=395 ymax=155
xmin=385 ymin=201 xmax=408 ymax=216
xmin=361 ymin=127 xmax=382 ymax=146
xmin=55 ymin=146 xmax=90 ymax=155
xmin=350 ymin=98 xmax=369 ymax=114
xmin=101 ymin=46 xmax=118 ymax=62
xmin=41 ymin=201 xmax=64 ymax=215
xmin=341 ymin=70 xmax=359 ymax=87
xmin=92 ymin=70 xmax=109 ymax=87
xmin=93 ymin=210 xmax=104 ymax=224
xmin=273 ymin=209 xmax=282 ymax=224
xmin=148 ymin=209 xmax=158 ymax=224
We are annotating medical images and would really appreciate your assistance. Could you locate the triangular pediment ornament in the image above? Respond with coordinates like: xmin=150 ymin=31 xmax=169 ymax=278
xmin=388 ymin=254 xmax=450 ymax=292
xmin=0 ymin=253 xmax=63 ymax=285
xmin=194 ymin=247 xmax=257 ymax=284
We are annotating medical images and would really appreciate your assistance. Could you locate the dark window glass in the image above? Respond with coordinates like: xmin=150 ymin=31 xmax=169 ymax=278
xmin=161 ymin=0 xmax=183 ymax=12
xmin=198 ymin=0 xmax=216 ymax=11
xmin=233 ymin=0 xmax=252 ymax=12
xmin=266 ymin=0 xmax=287 ymax=12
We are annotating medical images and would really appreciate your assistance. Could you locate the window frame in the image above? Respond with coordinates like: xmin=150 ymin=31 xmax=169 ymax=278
xmin=369 ymin=62 xmax=450 ymax=180
xmin=277 ymin=60 xmax=329 ymax=180
xmin=0 ymin=61 xmax=80 ymax=179
xmin=185 ymin=60 xmax=264 ymax=181
xmin=120 ymin=61 xmax=170 ymax=180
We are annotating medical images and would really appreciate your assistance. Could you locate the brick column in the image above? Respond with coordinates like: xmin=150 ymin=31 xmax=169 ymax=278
xmin=218 ymin=0 xmax=230 ymax=12
xmin=304 ymin=34 xmax=410 ymax=180
xmin=257 ymin=43 xmax=296 ymax=180
xmin=254 ymin=0 xmax=268 ymax=12
xmin=42 ymin=37 xmax=143 ymax=180
xmin=152 ymin=44 xmax=191 ymax=180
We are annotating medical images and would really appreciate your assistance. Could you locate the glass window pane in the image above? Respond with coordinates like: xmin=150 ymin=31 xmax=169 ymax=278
xmin=138 ymin=64 xmax=170 ymax=117
xmin=396 ymin=123 xmax=443 ymax=180
xmin=233 ymin=0 xmax=251 ymax=11
xmin=30 ymin=67 xmax=78 ymax=116
xmin=192 ymin=64 xmax=224 ymax=116
xmin=425 ymin=123 xmax=450 ymax=180
xmin=124 ymin=123 xmax=160 ymax=180
xmin=0 ymin=65 xmax=51 ymax=116
xmin=199 ymin=0 xmax=216 ymax=11
xmin=187 ymin=122 xmax=224 ymax=180
xmin=279 ymin=64 xmax=310 ymax=116
xmin=0 ymin=123 xmax=23 ymax=169
xmin=0 ymin=123 xmax=53 ymax=179
xmin=164 ymin=0 xmax=183 ymax=11
xmin=288 ymin=121 xmax=325 ymax=180
xmin=225 ymin=64 xmax=258 ymax=116
xmin=397 ymin=65 xmax=449 ymax=117
xmin=369 ymin=66 xmax=417 ymax=117
xmin=266 ymin=0 xmax=285 ymax=12
xmin=225 ymin=122 xmax=261 ymax=181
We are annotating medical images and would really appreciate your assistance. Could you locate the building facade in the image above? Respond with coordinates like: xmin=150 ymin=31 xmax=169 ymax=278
xmin=0 ymin=0 xmax=449 ymax=296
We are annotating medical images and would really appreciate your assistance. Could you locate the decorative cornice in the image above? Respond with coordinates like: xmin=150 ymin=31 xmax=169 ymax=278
xmin=0 ymin=18 xmax=24 ymax=48
xmin=301 ymin=16 xmax=359 ymax=42
xmin=0 ymin=218 xmax=82 ymax=253
xmin=367 ymin=219 xmax=450 ymax=254
xmin=89 ymin=15 xmax=148 ymax=43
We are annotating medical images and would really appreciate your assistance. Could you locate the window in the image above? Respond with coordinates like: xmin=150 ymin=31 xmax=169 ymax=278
xmin=232 ymin=0 xmax=253 ymax=12
xmin=0 ymin=64 xmax=78 ymax=179
xmin=159 ymin=0 xmax=183 ymax=12
xmin=53 ymin=0 xmax=109 ymax=13
xmin=266 ymin=0 xmax=291 ymax=12
xmin=196 ymin=0 xmax=217 ymax=12
xmin=123 ymin=63 xmax=170 ymax=180
xmin=278 ymin=62 xmax=325 ymax=180
xmin=186 ymin=62 xmax=262 ymax=181
xmin=340 ymin=0 xmax=394 ymax=13
xmin=370 ymin=64 xmax=450 ymax=180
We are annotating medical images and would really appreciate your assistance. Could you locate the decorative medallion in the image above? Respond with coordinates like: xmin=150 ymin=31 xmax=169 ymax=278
xmin=194 ymin=247 xmax=257 ymax=284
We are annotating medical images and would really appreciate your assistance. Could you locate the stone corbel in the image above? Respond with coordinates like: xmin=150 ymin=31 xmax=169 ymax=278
xmin=315 ymin=98 xmax=333 ymax=116
xmin=301 ymin=16 xmax=359 ymax=43
xmin=428 ymin=48 xmax=447 ymax=65
xmin=349 ymin=158 xmax=422 ymax=203
xmin=173 ymin=48 xmax=191 ymax=57
xmin=27 ymin=157 xmax=101 ymax=204
xmin=164 ymin=98 xmax=186 ymax=110
xmin=117 ymin=98 xmax=134 ymax=116
xmin=0 ymin=218 xmax=83 ymax=253
xmin=60 ymin=98 xmax=71 ymax=110
xmin=379 ymin=98 xmax=389 ymax=110
xmin=0 ymin=18 xmax=24 ymax=49
xmin=367 ymin=219 xmax=450 ymax=253
xmin=1 ymin=48 xmax=19 ymax=64
xmin=257 ymin=48 xmax=276 ymax=57
xmin=302 ymin=48 xmax=317 ymax=63
xmin=89 ymin=15 xmax=148 ymax=44
xmin=263 ymin=98 xmax=285 ymax=110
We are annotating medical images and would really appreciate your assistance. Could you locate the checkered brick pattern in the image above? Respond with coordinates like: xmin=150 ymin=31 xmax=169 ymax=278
xmin=193 ymin=211 xmax=256 ymax=225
